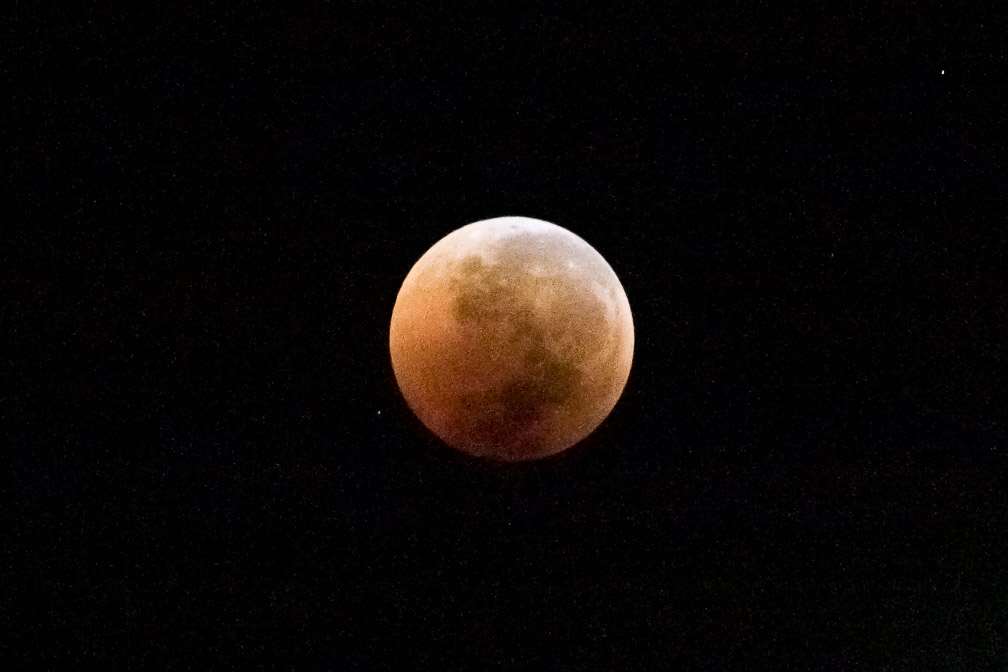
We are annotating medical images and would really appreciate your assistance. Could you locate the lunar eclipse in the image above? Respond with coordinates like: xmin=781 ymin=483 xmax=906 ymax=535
xmin=389 ymin=217 xmax=634 ymax=461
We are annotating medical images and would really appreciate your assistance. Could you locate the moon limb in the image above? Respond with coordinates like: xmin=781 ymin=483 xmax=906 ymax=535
xmin=390 ymin=216 xmax=634 ymax=461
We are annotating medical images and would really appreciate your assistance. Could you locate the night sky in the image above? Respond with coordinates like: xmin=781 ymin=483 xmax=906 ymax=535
xmin=7 ymin=3 xmax=1007 ymax=669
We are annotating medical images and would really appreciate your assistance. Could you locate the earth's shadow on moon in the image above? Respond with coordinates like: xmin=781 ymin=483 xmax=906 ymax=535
xmin=383 ymin=355 xmax=634 ymax=480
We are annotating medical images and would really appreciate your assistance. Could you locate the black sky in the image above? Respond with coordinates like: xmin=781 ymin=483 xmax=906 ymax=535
xmin=6 ymin=3 xmax=1007 ymax=669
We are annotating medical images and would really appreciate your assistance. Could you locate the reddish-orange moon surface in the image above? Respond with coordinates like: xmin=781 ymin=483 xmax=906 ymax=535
xmin=389 ymin=217 xmax=634 ymax=461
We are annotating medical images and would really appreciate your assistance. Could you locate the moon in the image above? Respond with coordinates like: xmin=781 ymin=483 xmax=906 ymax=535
xmin=389 ymin=216 xmax=634 ymax=461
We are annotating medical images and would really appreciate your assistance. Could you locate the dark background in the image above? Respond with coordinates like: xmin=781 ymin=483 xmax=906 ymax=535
xmin=6 ymin=3 xmax=1007 ymax=669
